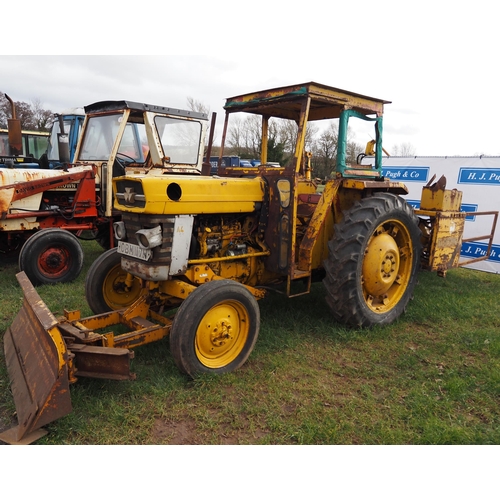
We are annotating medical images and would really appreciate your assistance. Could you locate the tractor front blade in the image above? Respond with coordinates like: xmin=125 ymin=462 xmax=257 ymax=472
xmin=0 ymin=272 xmax=72 ymax=444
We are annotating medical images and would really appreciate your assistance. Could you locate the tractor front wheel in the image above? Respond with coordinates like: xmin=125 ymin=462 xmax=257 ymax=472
xmin=85 ymin=247 xmax=143 ymax=314
xmin=170 ymin=280 xmax=260 ymax=377
xmin=323 ymin=193 xmax=421 ymax=327
xmin=18 ymin=229 xmax=84 ymax=286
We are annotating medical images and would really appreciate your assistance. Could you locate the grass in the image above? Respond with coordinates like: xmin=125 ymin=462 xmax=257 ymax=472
xmin=0 ymin=240 xmax=499 ymax=445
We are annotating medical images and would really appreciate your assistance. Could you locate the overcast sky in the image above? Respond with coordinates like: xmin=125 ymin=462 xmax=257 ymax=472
xmin=2 ymin=1 xmax=498 ymax=157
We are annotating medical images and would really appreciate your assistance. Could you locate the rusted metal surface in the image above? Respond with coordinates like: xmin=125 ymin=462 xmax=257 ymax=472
xmin=458 ymin=210 xmax=499 ymax=267
xmin=60 ymin=295 xmax=172 ymax=351
xmin=260 ymin=170 xmax=294 ymax=274
xmin=69 ymin=344 xmax=135 ymax=380
xmin=416 ymin=176 xmax=499 ymax=274
xmin=341 ymin=178 xmax=409 ymax=195
xmin=1 ymin=270 xmax=176 ymax=442
xmin=428 ymin=212 xmax=466 ymax=273
xmin=0 ymin=272 xmax=72 ymax=444
xmin=420 ymin=184 xmax=462 ymax=212
xmin=416 ymin=176 xmax=466 ymax=275
xmin=0 ymin=166 xmax=94 ymax=216
xmin=201 ymin=112 xmax=216 ymax=176
xmin=5 ymin=94 xmax=22 ymax=156
xmin=224 ymin=82 xmax=390 ymax=122
xmin=298 ymin=180 xmax=340 ymax=272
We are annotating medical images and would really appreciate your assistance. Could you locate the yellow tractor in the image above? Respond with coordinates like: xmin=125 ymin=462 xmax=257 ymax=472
xmin=2 ymin=82 xmax=496 ymax=444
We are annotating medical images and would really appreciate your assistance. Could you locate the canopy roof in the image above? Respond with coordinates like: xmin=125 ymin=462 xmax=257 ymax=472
xmin=224 ymin=81 xmax=390 ymax=121
xmin=84 ymin=101 xmax=207 ymax=120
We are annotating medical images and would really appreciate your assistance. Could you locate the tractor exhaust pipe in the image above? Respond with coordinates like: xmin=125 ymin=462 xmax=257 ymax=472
xmin=56 ymin=114 xmax=71 ymax=163
xmin=5 ymin=94 xmax=22 ymax=156
xmin=201 ymin=112 xmax=217 ymax=176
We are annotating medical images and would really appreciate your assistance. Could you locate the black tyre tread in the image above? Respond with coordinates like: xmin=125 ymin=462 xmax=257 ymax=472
xmin=170 ymin=280 xmax=260 ymax=378
xmin=18 ymin=228 xmax=84 ymax=286
xmin=85 ymin=248 xmax=119 ymax=314
xmin=323 ymin=193 xmax=421 ymax=328
xmin=85 ymin=247 xmax=142 ymax=314
xmin=95 ymin=223 xmax=115 ymax=250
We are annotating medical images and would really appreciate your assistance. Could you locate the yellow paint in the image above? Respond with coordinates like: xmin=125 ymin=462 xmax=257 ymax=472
xmin=114 ymin=174 xmax=265 ymax=215
xmin=361 ymin=218 xmax=414 ymax=313
xmin=420 ymin=187 xmax=462 ymax=211
xmin=194 ymin=299 xmax=250 ymax=369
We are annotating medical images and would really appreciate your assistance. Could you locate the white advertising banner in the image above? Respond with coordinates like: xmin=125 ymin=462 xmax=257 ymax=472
xmin=362 ymin=156 xmax=500 ymax=273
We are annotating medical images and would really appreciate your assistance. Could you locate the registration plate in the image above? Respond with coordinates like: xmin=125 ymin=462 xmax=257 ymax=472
xmin=117 ymin=241 xmax=152 ymax=261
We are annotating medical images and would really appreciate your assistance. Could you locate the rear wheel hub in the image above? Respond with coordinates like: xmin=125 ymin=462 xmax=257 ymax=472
xmin=39 ymin=247 xmax=70 ymax=276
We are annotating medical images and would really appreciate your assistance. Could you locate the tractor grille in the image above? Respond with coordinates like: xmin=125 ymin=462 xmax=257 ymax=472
xmin=122 ymin=213 xmax=175 ymax=263
xmin=115 ymin=180 xmax=146 ymax=208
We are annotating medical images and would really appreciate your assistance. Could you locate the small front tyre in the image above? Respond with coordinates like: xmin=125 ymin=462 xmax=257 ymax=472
xmin=170 ymin=280 xmax=260 ymax=377
xmin=18 ymin=228 xmax=84 ymax=286
xmin=85 ymin=247 xmax=143 ymax=314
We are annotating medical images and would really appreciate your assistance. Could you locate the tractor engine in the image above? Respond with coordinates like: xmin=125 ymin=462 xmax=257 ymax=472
xmin=194 ymin=215 xmax=251 ymax=258
xmin=115 ymin=210 xmax=267 ymax=286
xmin=192 ymin=214 xmax=267 ymax=286
xmin=113 ymin=174 xmax=269 ymax=285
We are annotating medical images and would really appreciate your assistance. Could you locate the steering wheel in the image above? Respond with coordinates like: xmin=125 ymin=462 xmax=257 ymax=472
xmin=116 ymin=151 xmax=136 ymax=162
xmin=113 ymin=152 xmax=135 ymax=177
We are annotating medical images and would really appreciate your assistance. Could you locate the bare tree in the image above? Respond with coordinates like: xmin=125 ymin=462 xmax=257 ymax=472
xmin=31 ymin=98 xmax=53 ymax=131
xmin=393 ymin=142 xmax=416 ymax=156
xmin=309 ymin=121 xmax=364 ymax=179
xmin=225 ymin=113 xmax=365 ymax=175
xmin=346 ymin=139 xmax=364 ymax=164
xmin=226 ymin=115 xmax=247 ymax=156
xmin=186 ymin=96 xmax=217 ymax=157
xmin=186 ymin=97 xmax=210 ymax=115
xmin=224 ymin=115 xmax=262 ymax=159
xmin=0 ymin=92 xmax=53 ymax=131
xmin=225 ymin=113 xmax=320 ymax=165
xmin=312 ymin=121 xmax=339 ymax=178
xmin=277 ymin=118 xmax=318 ymax=157
xmin=242 ymin=115 xmax=262 ymax=158
xmin=0 ymin=92 xmax=8 ymax=128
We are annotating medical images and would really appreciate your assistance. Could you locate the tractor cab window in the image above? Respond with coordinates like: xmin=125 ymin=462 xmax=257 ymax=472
xmin=25 ymin=133 xmax=49 ymax=158
xmin=119 ymin=122 xmax=148 ymax=161
xmin=47 ymin=118 xmax=74 ymax=160
xmin=0 ymin=131 xmax=9 ymax=156
xmin=154 ymin=116 xmax=202 ymax=164
xmin=79 ymin=114 xmax=145 ymax=162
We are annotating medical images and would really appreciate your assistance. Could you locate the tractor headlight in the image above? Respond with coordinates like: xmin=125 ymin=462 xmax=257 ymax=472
xmin=113 ymin=221 xmax=127 ymax=241
xmin=136 ymin=225 xmax=162 ymax=249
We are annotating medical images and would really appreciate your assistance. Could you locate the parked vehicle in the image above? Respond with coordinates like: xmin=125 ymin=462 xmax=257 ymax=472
xmin=0 ymin=98 xmax=150 ymax=284
xmin=2 ymin=82 xmax=496 ymax=444
xmin=0 ymin=94 xmax=49 ymax=168
xmin=0 ymin=128 xmax=48 ymax=160
xmin=42 ymin=108 xmax=85 ymax=167
xmin=209 ymin=155 xmax=239 ymax=174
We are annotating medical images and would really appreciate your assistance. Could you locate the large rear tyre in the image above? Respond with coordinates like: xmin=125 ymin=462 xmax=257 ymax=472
xmin=85 ymin=248 xmax=143 ymax=314
xmin=170 ymin=280 xmax=260 ymax=377
xmin=323 ymin=193 xmax=421 ymax=327
xmin=18 ymin=228 xmax=84 ymax=286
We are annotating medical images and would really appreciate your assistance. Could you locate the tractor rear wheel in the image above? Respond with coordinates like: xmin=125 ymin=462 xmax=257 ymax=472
xmin=170 ymin=280 xmax=260 ymax=377
xmin=323 ymin=193 xmax=421 ymax=327
xmin=18 ymin=228 xmax=84 ymax=286
xmin=85 ymin=248 xmax=143 ymax=314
